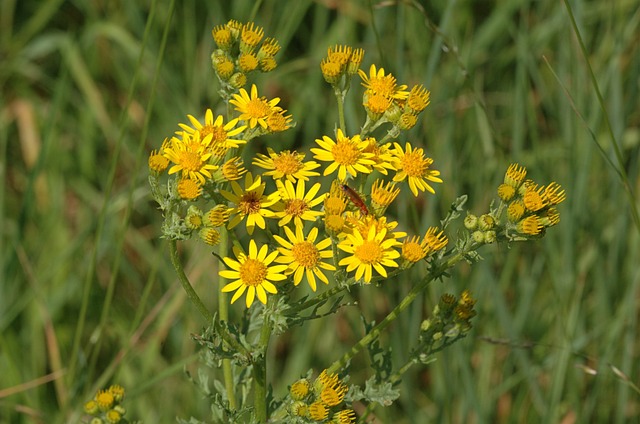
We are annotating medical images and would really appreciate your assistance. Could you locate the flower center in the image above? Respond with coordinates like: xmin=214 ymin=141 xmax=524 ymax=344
xmin=402 ymin=241 xmax=425 ymax=262
xmin=178 ymin=150 xmax=206 ymax=172
xmin=332 ymin=140 xmax=361 ymax=166
xmin=291 ymin=241 xmax=320 ymax=268
xmin=401 ymin=151 xmax=429 ymax=177
xmin=273 ymin=152 xmax=303 ymax=175
xmin=367 ymin=75 xmax=397 ymax=98
xmin=239 ymin=192 xmax=262 ymax=215
xmin=354 ymin=240 xmax=383 ymax=264
xmin=324 ymin=197 xmax=346 ymax=215
xmin=285 ymin=199 xmax=308 ymax=217
xmin=239 ymin=258 xmax=267 ymax=287
xmin=247 ymin=98 xmax=271 ymax=118
xmin=200 ymin=124 xmax=227 ymax=145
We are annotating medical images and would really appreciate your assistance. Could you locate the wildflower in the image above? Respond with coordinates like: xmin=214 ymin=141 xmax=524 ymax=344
xmin=177 ymin=178 xmax=202 ymax=200
xmin=213 ymin=56 xmax=235 ymax=80
xmin=148 ymin=138 xmax=170 ymax=173
xmin=347 ymin=48 xmax=364 ymax=74
xmin=266 ymin=108 xmax=293 ymax=133
xmin=259 ymin=56 xmax=277 ymax=72
xmin=84 ymin=400 xmax=99 ymax=414
xmin=229 ymin=72 xmax=247 ymax=88
xmin=396 ymin=111 xmax=418 ymax=130
xmin=516 ymin=215 xmax=543 ymax=236
xmin=185 ymin=205 xmax=204 ymax=230
xmin=290 ymin=378 xmax=311 ymax=400
xmin=105 ymin=409 xmax=122 ymax=423
xmin=324 ymin=214 xmax=346 ymax=236
xmin=230 ymin=84 xmax=281 ymax=129
xmin=333 ymin=409 xmax=357 ymax=423
xmin=220 ymin=173 xmax=280 ymax=235
xmin=358 ymin=64 xmax=409 ymax=100
xmin=370 ymin=179 xmax=400 ymax=216
xmin=274 ymin=226 xmax=335 ymax=291
xmin=199 ymin=227 xmax=221 ymax=246
xmin=290 ymin=401 xmax=308 ymax=417
xmin=163 ymin=132 xmax=217 ymax=185
xmin=205 ymin=205 xmax=231 ymax=227
xmin=273 ymin=179 xmax=325 ymax=228
xmin=392 ymin=142 xmax=442 ymax=196
xmin=523 ymin=182 xmax=547 ymax=212
xmin=257 ymin=37 xmax=280 ymax=59
xmin=96 ymin=389 xmax=114 ymax=411
xmin=507 ymin=200 xmax=525 ymax=222
xmin=406 ymin=84 xmax=431 ymax=113
xmin=504 ymin=163 xmax=527 ymax=188
xmin=107 ymin=385 xmax=124 ymax=402
xmin=363 ymin=139 xmax=396 ymax=175
xmin=178 ymin=110 xmax=247 ymax=151
xmin=238 ymin=52 xmax=259 ymax=73
xmin=324 ymin=181 xmax=348 ymax=215
xmin=219 ymin=240 xmax=288 ymax=307
xmin=327 ymin=45 xmax=352 ymax=68
xmin=308 ymin=401 xmax=329 ymax=421
xmin=363 ymin=91 xmax=393 ymax=120
xmin=321 ymin=57 xmax=343 ymax=85
xmin=401 ymin=227 xmax=447 ymax=266
xmin=217 ymin=156 xmax=247 ymax=182
xmin=311 ymin=129 xmax=375 ymax=181
xmin=347 ymin=214 xmax=407 ymax=242
xmin=212 ymin=25 xmax=232 ymax=50
xmin=240 ymin=22 xmax=264 ymax=52
xmin=320 ymin=376 xmax=348 ymax=407
xmin=338 ymin=226 xmax=401 ymax=283
xmin=544 ymin=182 xmax=566 ymax=205
xmin=497 ymin=183 xmax=516 ymax=201
xmin=253 ymin=148 xmax=321 ymax=182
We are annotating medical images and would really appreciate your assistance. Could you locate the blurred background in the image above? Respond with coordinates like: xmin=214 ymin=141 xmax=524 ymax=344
xmin=2 ymin=0 xmax=640 ymax=422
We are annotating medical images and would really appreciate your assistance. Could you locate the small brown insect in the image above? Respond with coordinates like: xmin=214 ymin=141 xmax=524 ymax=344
xmin=340 ymin=184 xmax=369 ymax=215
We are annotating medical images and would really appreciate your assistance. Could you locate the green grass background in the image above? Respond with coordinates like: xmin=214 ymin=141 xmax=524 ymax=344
xmin=2 ymin=0 xmax=640 ymax=422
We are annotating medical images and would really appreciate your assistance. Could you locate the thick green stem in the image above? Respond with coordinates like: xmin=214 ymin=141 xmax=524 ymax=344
xmin=218 ymin=227 xmax=237 ymax=409
xmin=169 ymin=239 xmax=213 ymax=323
xmin=253 ymin=317 xmax=272 ymax=422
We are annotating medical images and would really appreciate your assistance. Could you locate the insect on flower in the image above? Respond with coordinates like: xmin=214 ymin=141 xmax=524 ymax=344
xmin=340 ymin=184 xmax=369 ymax=215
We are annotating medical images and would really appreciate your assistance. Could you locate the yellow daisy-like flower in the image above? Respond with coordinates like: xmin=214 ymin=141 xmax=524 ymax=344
xmin=220 ymin=172 xmax=280 ymax=235
xmin=290 ymin=379 xmax=311 ymax=400
xmin=240 ymin=22 xmax=265 ymax=51
xmin=178 ymin=109 xmax=247 ymax=150
xmin=95 ymin=390 xmax=115 ymax=411
xmin=273 ymin=179 xmax=325 ymax=228
xmin=266 ymin=108 xmax=293 ymax=133
xmin=358 ymin=64 xmax=409 ymax=100
xmin=219 ymin=240 xmax=288 ymax=307
xmin=308 ymin=401 xmax=329 ymax=421
xmin=348 ymin=48 xmax=364 ymax=74
xmin=338 ymin=226 xmax=401 ymax=283
xmin=253 ymin=148 xmax=321 ymax=182
xmin=363 ymin=139 xmax=396 ymax=175
xmin=327 ymin=45 xmax=352 ymax=68
xmin=274 ymin=226 xmax=336 ymax=291
xmin=392 ymin=142 xmax=442 ymax=196
xmin=401 ymin=227 xmax=447 ymax=265
xmin=149 ymin=138 xmax=170 ymax=173
xmin=212 ymin=25 xmax=232 ymax=50
xmin=258 ymin=37 xmax=280 ymax=59
xmin=321 ymin=57 xmax=343 ymax=85
xmin=311 ymin=129 xmax=375 ymax=181
xmin=333 ymin=409 xmax=357 ymax=423
xmin=324 ymin=180 xmax=348 ymax=215
xmin=504 ymin=163 xmax=527 ymax=187
xmin=229 ymin=84 xmax=281 ymax=129
xmin=370 ymin=179 xmax=400 ymax=216
xmin=217 ymin=156 xmax=247 ymax=182
xmin=346 ymin=213 xmax=407 ymax=241
xmin=163 ymin=132 xmax=218 ymax=185
xmin=407 ymin=84 xmax=431 ymax=113
xmin=238 ymin=52 xmax=259 ymax=73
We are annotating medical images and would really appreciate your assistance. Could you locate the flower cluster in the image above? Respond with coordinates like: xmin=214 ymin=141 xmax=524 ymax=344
xmin=211 ymin=20 xmax=281 ymax=88
xmin=83 ymin=384 xmax=129 ymax=424
xmin=465 ymin=163 xmax=566 ymax=243
xmin=420 ymin=290 xmax=477 ymax=342
xmin=287 ymin=370 xmax=356 ymax=423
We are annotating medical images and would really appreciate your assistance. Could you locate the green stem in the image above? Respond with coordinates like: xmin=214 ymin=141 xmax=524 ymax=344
xmin=253 ymin=316 xmax=272 ymax=422
xmin=326 ymin=251 xmax=467 ymax=374
xmin=218 ymin=227 xmax=237 ymax=409
xmin=169 ymin=239 xmax=213 ymax=323
xmin=334 ymin=86 xmax=347 ymax=133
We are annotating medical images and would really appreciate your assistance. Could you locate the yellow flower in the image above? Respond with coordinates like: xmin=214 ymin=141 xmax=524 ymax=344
xmin=290 ymin=379 xmax=311 ymax=400
xmin=401 ymin=227 xmax=447 ymax=265
xmin=219 ymin=240 xmax=288 ymax=307
xmin=338 ymin=226 xmax=401 ymax=283
xmin=311 ymin=129 xmax=375 ymax=181
xmin=370 ymin=179 xmax=400 ymax=216
xmin=504 ymin=163 xmax=527 ymax=187
xmin=321 ymin=57 xmax=343 ymax=84
xmin=333 ymin=409 xmax=357 ymax=423
xmin=327 ymin=45 xmax=352 ymax=68
xmin=392 ymin=142 xmax=442 ymax=196
xmin=406 ymin=84 xmax=431 ymax=113
xmin=274 ymin=226 xmax=336 ymax=291
xmin=266 ymin=108 xmax=293 ymax=133
xmin=108 ymin=385 xmax=125 ymax=402
xmin=348 ymin=48 xmax=364 ymax=74
xmin=257 ymin=37 xmax=280 ymax=59
xmin=273 ymin=179 xmax=325 ymax=228
xmin=363 ymin=139 xmax=396 ymax=175
xmin=358 ymin=64 xmax=409 ymax=100
xmin=217 ymin=156 xmax=247 ymax=182
xmin=177 ymin=178 xmax=202 ymax=200
xmin=253 ymin=148 xmax=321 ymax=182
xmin=347 ymin=214 xmax=407 ymax=241
xmin=148 ymin=138 xmax=170 ymax=173
xmin=229 ymin=84 xmax=281 ymax=129
xmin=308 ymin=401 xmax=329 ymax=421
xmin=238 ymin=52 xmax=259 ymax=73
xmin=163 ymin=132 xmax=218 ymax=185
xmin=178 ymin=109 xmax=247 ymax=150
xmin=240 ymin=22 xmax=265 ymax=51
xmin=324 ymin=180 xmax=348 ymax=215
xmin=95 ymin=389 xmax=115 ymax=411
xmin=364 ymin=91 xmax=393 ymax=119
xmin=220 ymin=173 xmax=280 ymax=235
